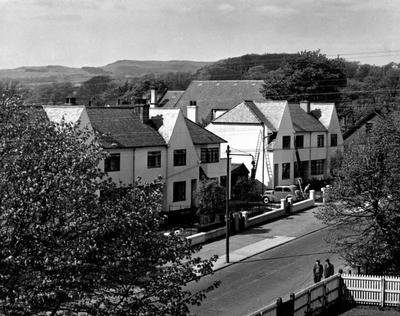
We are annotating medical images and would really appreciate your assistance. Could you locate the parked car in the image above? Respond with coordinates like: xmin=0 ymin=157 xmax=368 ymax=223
xmin=262 ymin=185 xmax=303 ymax=204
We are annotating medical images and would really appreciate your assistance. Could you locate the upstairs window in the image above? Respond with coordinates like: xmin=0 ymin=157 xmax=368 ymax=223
xmin=148 ymin=151 xmax=161 ymax=168
xmin=201 ymin=148 xmax=219 ymax=163
xmin=330 ymin=134 xmax=338 ymax=147
xmin=105 ymin=153 xmax=120 ymax=172
xmin=317 ymin=135 xmax=325 ymax=148
xmin=189 ymin=100 xmax=197 ymax=106
xmin=174 ymin=149 xmax=186 ymax=166
xmin=295 ymin=135 xmax=304 ymax=149
xmin=282 ymin=136 xmax=291 ymax=150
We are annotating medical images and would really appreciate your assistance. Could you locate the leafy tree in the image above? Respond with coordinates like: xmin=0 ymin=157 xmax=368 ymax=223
xmin=262 ymin=50 xmax=347 ymax=102
xmin=317 ymin=112 xmax=400 ymax=274
xmin=196 ymin=179 xmax=226 ymax=216
xmin=231 ymin=178 xmax=259 ymax=201
xmin=0 ymin=92 xmax=218 ymax=315
xmin=77 ymin=76 xmax=115 ymax=106
xmin=24 ymin=82 xmax=75 ymax=105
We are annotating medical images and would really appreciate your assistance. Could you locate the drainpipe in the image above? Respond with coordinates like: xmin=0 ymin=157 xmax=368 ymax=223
xmin=325 ymin=130 xmax=329 ymax=177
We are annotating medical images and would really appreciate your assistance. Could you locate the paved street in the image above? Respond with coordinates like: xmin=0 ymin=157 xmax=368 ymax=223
xmin=187 ymin=214 xmax=345 ymax=316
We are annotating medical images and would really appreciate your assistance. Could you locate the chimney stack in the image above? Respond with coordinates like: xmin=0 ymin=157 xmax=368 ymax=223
xmin=133 ymin=103 xmax=150 ymax=124
xmin=150 ymin=86 xmax=156 ymax=108
xmin=65 ymin=97 xmax=76 ymax=105
xmin=300 ymin=100 xmax=311 ymax=114
xmin=187 ymin=101 xmax=198 ymax=123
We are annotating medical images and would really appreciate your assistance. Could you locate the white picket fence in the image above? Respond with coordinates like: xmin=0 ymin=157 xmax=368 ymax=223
xmin=342 ymin=274 xmax=400 ymax=307
xmin=247 ymin=273 xmax=400 ymax=316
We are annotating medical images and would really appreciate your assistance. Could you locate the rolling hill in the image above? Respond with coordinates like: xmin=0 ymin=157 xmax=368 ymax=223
xmin=0 ymin=60 xmax=211 ymax=86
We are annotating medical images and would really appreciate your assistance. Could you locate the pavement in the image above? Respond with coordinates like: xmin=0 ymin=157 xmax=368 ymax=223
xmin=196 ymin=205 xmax=327 ymax=271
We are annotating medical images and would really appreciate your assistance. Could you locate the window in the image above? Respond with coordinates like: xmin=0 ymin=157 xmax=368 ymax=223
xmin=147 ymin=151 xmax=161 ymax=168
xmin=282 ymin=163 xmax=291 ymax=180
xmin=201 ymin=147 xmax=219 ymax=163
xmin=365 ymin=122 xmax=373 ymax=133
xmin=105 ymin=153 xmax=120 ymax=172
xmin=317 ymin=135 xmax=325 ymax=148
xmin=295 ymin=135 xmax=304 ymax=148
xmin=311 ymin=159 xmax=325 ymax=176
xmin=173 ymin=181 xmax=186 ymax=202
xmin=330 ymin=134 xmax=338 ymax=147
xmin=173 ymin=149 xmax=186 ymax=166
xmin=189 ymin=100 xmax=197 ymax=106
xmin=282 ymin=136 xmax=291 ymax=150
xmin=275 ymin=187 xmax=283 ymax=192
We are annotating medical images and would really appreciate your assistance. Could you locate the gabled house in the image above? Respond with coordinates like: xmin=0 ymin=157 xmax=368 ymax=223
xmin=206 ymin=100 xmax=344 ymax=189
xmin=164 ymin=80 xmax=266 ymax=125
xmin=42 ymin=104 xmax=226 ymax=212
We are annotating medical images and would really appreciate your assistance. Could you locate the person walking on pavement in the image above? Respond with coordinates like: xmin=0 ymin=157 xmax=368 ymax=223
xmin=324 ymin=259 xmax=334 ymax=278
xmin=313 ymin=260 xmax=323 ymax=283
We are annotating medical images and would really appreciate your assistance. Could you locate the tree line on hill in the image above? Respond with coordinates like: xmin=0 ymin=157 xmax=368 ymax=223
xmin=12 ymin=50 xmax=400 ymax=125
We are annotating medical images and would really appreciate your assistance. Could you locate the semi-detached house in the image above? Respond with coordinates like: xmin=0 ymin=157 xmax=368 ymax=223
xmin=42 ymin=104 xmax=226 ymax=212
xmin=206 ymin=100 xmax=344 ymax=189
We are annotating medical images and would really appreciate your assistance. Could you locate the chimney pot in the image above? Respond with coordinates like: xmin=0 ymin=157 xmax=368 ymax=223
xmin=150 ymin=87 xmax=157 ymax=108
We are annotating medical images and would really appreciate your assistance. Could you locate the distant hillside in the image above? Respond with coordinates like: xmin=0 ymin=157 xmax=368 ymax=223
xmin=0 ymin=60 xmax=211 ymax=86
xmin=194 ymin=53 xmax=295 ymax=80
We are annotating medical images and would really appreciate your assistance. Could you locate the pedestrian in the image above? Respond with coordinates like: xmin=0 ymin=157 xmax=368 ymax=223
xmin=313 ymin=260 xmax=323 ymax=283
xmin=324 ymin=259 xmax=334 ymax=278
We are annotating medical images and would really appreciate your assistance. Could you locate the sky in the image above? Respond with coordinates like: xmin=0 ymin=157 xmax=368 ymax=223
xmin=0 ymin=0 xmax=399 ymax=69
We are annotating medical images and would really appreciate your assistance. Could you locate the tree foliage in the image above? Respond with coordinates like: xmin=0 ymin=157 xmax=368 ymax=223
xmin=0 ymin=89 xmax=218 ymax=315
xmin=196 ymin=179 xmax=226 ymax=215
xmin=262 ymin=50 xmax=347 ymax=102
xmin=316 ymin=112 xmax=400 ymax=274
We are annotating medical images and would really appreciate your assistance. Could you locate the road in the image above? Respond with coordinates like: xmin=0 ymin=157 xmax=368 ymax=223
xmin=187 ymin=227 xmax=345 ymax=316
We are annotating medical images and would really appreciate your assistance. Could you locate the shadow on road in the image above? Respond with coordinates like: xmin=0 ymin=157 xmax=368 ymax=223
xmin=236 ymin=251 xmax=333 ymax=264
xmin=238 ymin=227 xmax=272 ymax=235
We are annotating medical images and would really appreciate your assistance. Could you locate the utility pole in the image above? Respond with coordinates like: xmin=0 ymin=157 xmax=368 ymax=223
xmin=225 ymin=145 xmax=230 ymax=263
xmin=262 ymin=123 xmax=265 ymax=193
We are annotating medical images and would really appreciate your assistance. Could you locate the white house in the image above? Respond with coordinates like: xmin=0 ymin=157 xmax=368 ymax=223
xmin=42 ymin=103 xmax=226 ymax=212
xmin=206 ymin=100 xmax=344 ymax=189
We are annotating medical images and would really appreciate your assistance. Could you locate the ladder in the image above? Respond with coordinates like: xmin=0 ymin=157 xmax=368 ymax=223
xmin=254 ymin=130 xmax=273 ymax=180
xmin=253 ymin=130 xmax=263 ymax=179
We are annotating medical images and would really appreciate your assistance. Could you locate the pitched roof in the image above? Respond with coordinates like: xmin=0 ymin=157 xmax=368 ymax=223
xmin=158 ymin=90 xmax=184 ymax=107
xmin=185 ymin=118 xmax=226 ymax=144
xmin=86 ymin=107 xmax=166 ymax=149
xmin=166 ymin=80 xmax=266 ymax=123
xmin=342 ymin=110 xmax=381 ymax=140
xmin=212 ymin=100 xmax=287 ymax=132
xmin=288 ymin=104 xmax=327 ymax=132
xmin=43 ymin=105 xmax=85 ymax=124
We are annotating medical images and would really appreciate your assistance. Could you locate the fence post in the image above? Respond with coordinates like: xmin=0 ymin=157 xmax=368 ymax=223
xmin=276 ymin=297 xmax=282 ymax=316
xmin=380 ymin=276 xmax=385 ymax=307
xmin=309 ymin=189 xmax=315 ymax=201
xmin=306 ymin=289 xmax=311 ymax=314
xmin=290 ymin=293 xmax=295 ymax=315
